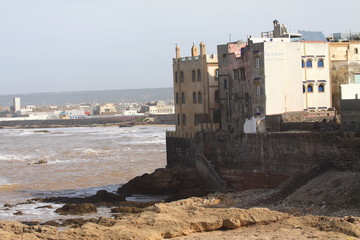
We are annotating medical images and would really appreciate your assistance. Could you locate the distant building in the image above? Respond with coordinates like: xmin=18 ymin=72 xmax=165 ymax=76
xmin=59 ymin=109 xmax=86 ymax=119
xmin=13 ymin=97 xmax=21 ymax=112
xmin=329 ymin=41 xmax=360 ymax=112
xmin=148 ymin=101 xmax=174 ymax=115
xmin=95 ymin=103 xmax=117 ymax=115
xmin=333 ymin=32 xmax=360 ymax=42
xmin=340 ymin=84 xmax=360 ymax=132
xmin=172 ymin=42 xmax=219 ymax=137
xmin=122 ymin=107 xmax=142 ymax=116
xmin=218 ymin=20 xmax=332 ymax=133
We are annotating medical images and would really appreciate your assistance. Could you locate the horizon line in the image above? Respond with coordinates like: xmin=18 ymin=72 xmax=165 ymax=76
xmin=0 ymin=86 xmax=174 ymax=97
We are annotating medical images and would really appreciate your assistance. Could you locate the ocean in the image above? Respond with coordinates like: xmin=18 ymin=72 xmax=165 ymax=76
xmin=0 ymin=125 xmax=174 ymax=222
xmin=0 ymin=88 xmax=173 ymax=107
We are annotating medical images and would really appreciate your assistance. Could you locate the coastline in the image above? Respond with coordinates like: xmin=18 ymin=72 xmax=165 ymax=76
xmin=0 ymin=167 xmax=359 ymax=239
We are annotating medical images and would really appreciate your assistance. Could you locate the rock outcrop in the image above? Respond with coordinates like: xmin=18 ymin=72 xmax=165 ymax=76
xmin=55 ymin=203 xmax=97 ymax=215
xmin=117 ymin=167 xmax=209 ymax=200
xmin=0 ymin=196 xmax=359 ymax=239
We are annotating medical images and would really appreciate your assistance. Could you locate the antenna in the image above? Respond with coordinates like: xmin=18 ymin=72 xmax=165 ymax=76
xmin=229 ymin=33 xmax=232 ymax=42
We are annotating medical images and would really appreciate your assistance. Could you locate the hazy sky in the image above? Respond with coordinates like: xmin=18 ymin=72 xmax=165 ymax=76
xmin=0 ymin=0 xmax=359 ymax=95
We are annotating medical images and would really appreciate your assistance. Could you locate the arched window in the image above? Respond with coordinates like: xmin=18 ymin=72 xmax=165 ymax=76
xmin=177 ymin=114 xmax=180 ymax=125
xmin=306 ymin=59 xmax=312 ymax=68
xmin=215 ymin=90 xmax=220 ymax=103
xmin=318 ymin=84 xmax=325 ymax=92
xmin=198 ymin=91 xmax=202 ymax=104
xmin=318 ymin=59 xmax=324 ymax=68
xmin=197 ymin=69 xmax=201 ymax=81
xmin=307 ymin=84 xmax=313 ymax=93
xmin=175 ymin=72 xmax=178 ymax=83
xmin=193 ymin=92 xmax=197 ymax=104
xmin=192 ymin=70 xmax=196 ymax=81
xmin=182 ymin=114 xmax=187 ymax=126
xmin=303 ymin=85 xmax=306 ymax=93
xmin=180 ymin=71 xmax=184 ymax=82
xmin=175 ymin=93 xmax=179 ymax=104
xmin=301 ymin=59 xmax=305 ymax=68
xmin=181 ymin=92 xmax=185 ymax=104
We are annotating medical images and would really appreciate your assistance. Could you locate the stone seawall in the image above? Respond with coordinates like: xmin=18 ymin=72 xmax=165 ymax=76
xmin=166 ymin=131 xmax=360 ymax=190
xmin=0 ymin=116 xmax=144 ymax=128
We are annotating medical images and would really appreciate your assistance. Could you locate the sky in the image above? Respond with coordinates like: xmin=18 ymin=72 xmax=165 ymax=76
xmin=0 ymin=0 xmax=359 ymax=95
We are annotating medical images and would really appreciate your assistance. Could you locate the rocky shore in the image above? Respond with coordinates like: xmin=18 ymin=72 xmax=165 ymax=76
xmin=0 ymin=167 xmax=359 ymax=239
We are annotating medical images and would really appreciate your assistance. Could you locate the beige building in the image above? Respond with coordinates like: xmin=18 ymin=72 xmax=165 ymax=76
xmin=329 ymin=41 xmax=360 ymax=111
xmin=96 ymin=103 xmax=117 ymax=115
xmin=172 ymin=42 xmax=219 ymax=136
xmin=148 ymin=101 xmax=174 ymax=115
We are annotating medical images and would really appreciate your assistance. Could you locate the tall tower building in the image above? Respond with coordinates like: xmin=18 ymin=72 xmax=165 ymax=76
xmin=171 ymin=42 xmax=219 ymax=136
xmin=13 ymin=97 xmax=21 ymax=112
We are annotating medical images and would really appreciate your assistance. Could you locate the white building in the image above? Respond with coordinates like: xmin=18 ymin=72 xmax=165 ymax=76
xmin=218 ymin=20 xmax=332 ymax=133
xmin=13 ymin=97 xmax=21 ymax=112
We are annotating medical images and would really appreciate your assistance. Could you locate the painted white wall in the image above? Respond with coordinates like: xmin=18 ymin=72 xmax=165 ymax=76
xmin=341 ymin=84 xmax=360 ymax=99
xmin=302 ymin=43 xmax=331 ymax=110
xmin=264 ymin=42 xmax=303 ymax=115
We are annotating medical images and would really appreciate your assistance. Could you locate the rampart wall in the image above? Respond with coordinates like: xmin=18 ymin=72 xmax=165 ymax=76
xmin=166 ymin=131 xmax=360 ymax=190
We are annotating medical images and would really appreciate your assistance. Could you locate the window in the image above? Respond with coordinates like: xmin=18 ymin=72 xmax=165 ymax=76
xmin=177 ymin=114 xmax=180 ymax=125
xmin=180 ymin=71 xmax=184 ymax=82
xmin=215 ymin=90 xmax=220 ymax=103
xmin=198 ymin=92 xmax=202 ymax=104
xmin=355 ymin=48 xmax=359 ymax=54
xmin=307 ymin=84 xmax=313 ymax=93
xmin=215 ymin=69 xmax=219 ymax=80
xmin=355 ymin=74 xmax=360 ymax=84
xmin=197 ymin=69 xmax=201 ymax=81
xmin=301 ymin=59 xmax=305 ymax=68
xmin=233 ymin=69 xmax=239 ymax=79
xmin=256 ymin=106 xmax=261 ymax=114
xmin=317 ymin=59 xmax=324 ymax=68
xmin=175 ymin=93 xmax=179 ymax=104
xmin=192 ymin=70 xmax=196 ymax=81
xmin=256 ymin=85 xmax=261 ymax=96
xmin=318 ymin=84 xmax=325 ymax=92
xmin=224 ymin=79 xmax=228 ymax=89
xmin=181 ymin=92 xmax=185 ymax=104
xmin=194 ymin=114 xmax=197 ymax=125
xmin=240 ymin=68 xmax=245 ymax=79
xmin=303 ymin=85 xmax=306 ymax=93
xmin=306 ymin=59 xmax=312 ymax=68
xmin=255 ymin=57 xmax=260 ymax=68
xmin=182 ymin=114 xmax=187 ymax=126
xmin=193 ymin=92 xmax=197 ymax=104
xmin=175 ymin=72 xmax=178 ymax=83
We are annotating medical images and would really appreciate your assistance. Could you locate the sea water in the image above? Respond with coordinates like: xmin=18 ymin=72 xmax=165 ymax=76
xmin=0 ymin=125 xmax=174 ymax=222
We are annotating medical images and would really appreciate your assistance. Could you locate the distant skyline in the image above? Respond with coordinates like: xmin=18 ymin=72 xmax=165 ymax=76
xmin=1 ymin=0 xmax=359 ymax=95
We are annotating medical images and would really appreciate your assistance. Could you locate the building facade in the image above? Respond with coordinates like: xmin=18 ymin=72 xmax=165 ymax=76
xmin=329 ymin=41 xmax=360 ymax=112
xmin=218 ymin=21 xmax=332 ymax=133
xmin=13 ymin=97 xmax=21 ymax=112
xmin=172 ymin=42 xmax=219 ymax=136
xmin=148 ymin=101 xmax=174 ymax=115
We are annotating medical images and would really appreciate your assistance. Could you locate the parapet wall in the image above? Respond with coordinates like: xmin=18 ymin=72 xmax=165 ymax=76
xmin=166 ymin=131 xmax=360 ymax=190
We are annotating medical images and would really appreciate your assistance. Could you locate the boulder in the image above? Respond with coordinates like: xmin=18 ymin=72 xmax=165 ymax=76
xmin=117 ymin=167 xmax=209 ymax=200
xmin=55 ymin=203 xmax=97 ymax=215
